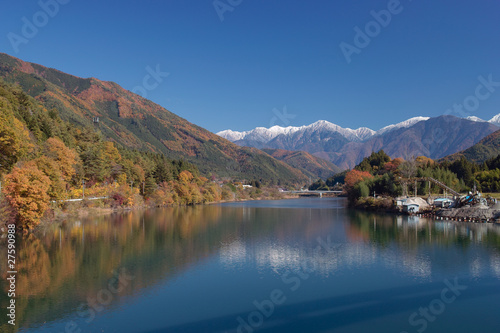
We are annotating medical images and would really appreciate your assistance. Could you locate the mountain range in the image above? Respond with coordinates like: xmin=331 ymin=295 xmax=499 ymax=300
xmin=218 ymin=116 xmax=500 ymax=169
xmin=2 ymin=52 xmax=498 ymax=183
xmin=0 ymin=53 xmax=313 ymax=184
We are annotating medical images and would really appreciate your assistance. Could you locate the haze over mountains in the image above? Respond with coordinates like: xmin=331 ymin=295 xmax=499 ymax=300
xmin=218 ymin=115 xmax=500 ymax=169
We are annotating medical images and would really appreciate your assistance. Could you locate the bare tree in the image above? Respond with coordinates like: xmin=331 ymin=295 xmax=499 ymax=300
xmin=399 ymin=158 xmax=417 ymax=179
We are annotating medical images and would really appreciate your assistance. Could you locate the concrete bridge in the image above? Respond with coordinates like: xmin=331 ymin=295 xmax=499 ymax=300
xmin=283 ymin=190 xmax=343 ymax=198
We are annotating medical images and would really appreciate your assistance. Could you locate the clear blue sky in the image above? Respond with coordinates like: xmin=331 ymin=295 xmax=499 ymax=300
xmin=1 ymin=0 xmax=499 ymax=133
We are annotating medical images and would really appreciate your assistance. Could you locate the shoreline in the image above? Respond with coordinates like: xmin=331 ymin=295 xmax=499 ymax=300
xmin=34 ymin=194 xmax=302 ymax=230
xmin=350 ymin=196 xmax=500 ymax=224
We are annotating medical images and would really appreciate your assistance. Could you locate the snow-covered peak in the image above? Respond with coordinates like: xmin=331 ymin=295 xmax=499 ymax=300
xmin=466 ymin=116 xmax=485 ymax=122
xmin=217 ymin=129 xmax=246 ymax=141
xmin=307 ymin=120 xmax=376 ymax=141
xmin=218 ymin=116 xmax=433 ymax=144
xmin=217 ymin=124 xmax=307 ymax=143
xmin=376 ymin=116 xmax=430 ymax=135
xmin=488 ymin=113 xmax=500 ymax=125
xmin=217 ymin=120 xmax=377 ymax=143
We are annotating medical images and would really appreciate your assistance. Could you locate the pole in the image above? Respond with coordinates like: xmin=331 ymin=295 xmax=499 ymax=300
xmin=82 ymin=180 xmax=85 ymax=199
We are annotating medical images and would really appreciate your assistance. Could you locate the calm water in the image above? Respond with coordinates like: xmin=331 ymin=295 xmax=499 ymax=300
xmin=2 ymin=198 xmax=500 ymax=333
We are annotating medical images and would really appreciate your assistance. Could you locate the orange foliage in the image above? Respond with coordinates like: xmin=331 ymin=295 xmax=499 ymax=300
xmin=178 ymin=170 xmax=194 ymax=183
xmin=384 ymin=157 xmax=404 ymax=172
xmin=344 ymin=169 xmax=373 ymax=188
xmin=3 ymin=162 xmax=51 ymax=229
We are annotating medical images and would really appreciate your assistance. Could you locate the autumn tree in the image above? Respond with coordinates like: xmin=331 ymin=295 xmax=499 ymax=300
xmin=398 ymin=159 xmax=417 ymax=179
xmin=3 ymin=162 xmax=51 ymax=229
xmin=0 ymin=99 xmax=33 ymax=174
xmin=34 ymin=156 xmax=66 ymax=201
xmin=344 ymin=170 xmax=373 ymax=188
xmin=202 ymin=182 xmax=221 ymax=202
xmin=43 ymin=137 xmax=77 ymax=182
xmin=178 ymin=170 xmax=194 ymax=183
xmin=103 ymin=141 xmax=122 ymax=179
xmin=384 ymin=157 xmax=404 ymax=173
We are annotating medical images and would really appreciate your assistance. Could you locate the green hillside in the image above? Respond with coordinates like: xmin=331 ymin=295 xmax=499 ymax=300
xmin=441 ymin=129 xmax=500 ymax=163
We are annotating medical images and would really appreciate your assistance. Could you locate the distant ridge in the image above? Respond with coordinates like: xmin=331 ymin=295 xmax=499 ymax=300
xmin=261 ymin=149 xmax=342 ymax=180
xmin=218 ymin=115 xmax=500 ymax=169
xmin=442 ymin=129 xmax=500 ymax=163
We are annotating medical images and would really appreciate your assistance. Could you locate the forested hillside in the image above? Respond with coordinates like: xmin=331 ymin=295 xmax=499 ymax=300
xmin=0 ymin=53 xmax=308 ymax=184
xmin=0 ymin=81 xmax=281 ymax=230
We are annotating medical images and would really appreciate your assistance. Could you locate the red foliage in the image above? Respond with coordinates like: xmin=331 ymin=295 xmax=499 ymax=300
xmin=112 ymin=193 xmax=126 ymax=206
xmin=344 ymin=169 xmax=373 ymax=188
xmin=384 ymin=158 xmax=404 ymax=172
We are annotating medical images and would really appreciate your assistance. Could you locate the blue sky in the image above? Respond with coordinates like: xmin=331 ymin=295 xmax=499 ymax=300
xmin=1 ymin=0 xmax=499 ymax=133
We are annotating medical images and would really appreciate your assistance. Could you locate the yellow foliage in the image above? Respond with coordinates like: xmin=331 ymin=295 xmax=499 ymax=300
xmin=34 ymin=156 xmax=66 ymax=200
xmin=0 ymin=104 xmax=33 ymax=173
xmin=178 ymin=170 xmax=194 ymax=183
xmin=3 ymin=162 xmax=51 ymax=229
xmin=43 ymin=137 xmax=77 ymax=182
xmin=116 ymin=173 xmax=127 ymax=185
xmin=416 ymin=156 xmax=435 ymax=166
xmin=103 ymin=141 xmax=122 ymax=164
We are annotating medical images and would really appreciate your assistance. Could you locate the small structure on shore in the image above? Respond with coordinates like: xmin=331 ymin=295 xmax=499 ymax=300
xmin=398 ymin=197 xmax=430 ymax=214
xmin=403 ymin=203 xmax=420 ymax=213
xmin=433 ymin=198 xmax=454 ymax=208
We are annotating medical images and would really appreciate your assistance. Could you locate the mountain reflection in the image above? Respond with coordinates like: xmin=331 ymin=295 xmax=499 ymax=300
xmin=1 ymin=201 xmax=500 ymax=332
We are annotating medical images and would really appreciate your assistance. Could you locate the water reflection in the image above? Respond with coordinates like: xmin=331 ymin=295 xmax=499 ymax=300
xmin=1 ymin=199 xmax=500 ymax=332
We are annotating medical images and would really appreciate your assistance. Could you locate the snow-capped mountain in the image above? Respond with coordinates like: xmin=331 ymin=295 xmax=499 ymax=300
xmin=217 ymin=114 xmax=500 ymax=169
xmin=217 ymin=117 xmax=430 ymax=144
xmin=489 ymin=114 xmax=500 ymax=125
xmin=217 ymin=125 xmax=306 ymax=144
xmin=376 ymin=116 xmax=430 ymax=135
xmin=307 ymin=120 xmax=376 ymax=141
xmin=466 ymin=116 xmax=486 ymax=122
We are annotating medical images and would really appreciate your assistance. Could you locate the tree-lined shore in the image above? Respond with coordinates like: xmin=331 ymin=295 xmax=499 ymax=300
xmin=0 ymin=81 xmax=287 ymax=231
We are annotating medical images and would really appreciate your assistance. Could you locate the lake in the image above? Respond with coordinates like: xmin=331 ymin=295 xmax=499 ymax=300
xmin=2 ymin=197 xmax=500 ymax=333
